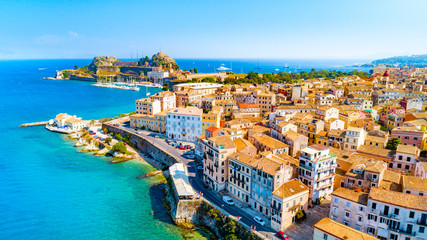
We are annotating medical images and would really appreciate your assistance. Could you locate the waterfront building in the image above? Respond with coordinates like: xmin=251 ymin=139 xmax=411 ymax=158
xmin=65 ymin=118 xmax=88 ymax=131
xmin=270 ymin=179 xmax=310 ymax=232
xmin=202 ymin=135 xmax=236 ymax=191
xmin=169 ymin=163 xmax=195 ymax=200
xmin=147 ymin=71 xmax=169 ymax=79
xmin=228 ymin=152 xmax=257 ymax=203
xmin=150 ymin=91 xmax=176 ymax=112
xmin=166 ymin=107 xmax=202 ymax=142
xmin=298 ymin=145 xmax=337 ymax=204
xmin=136 ymin=98 xmax=161 ymax=115
xmin=250 ymin=156 xmax=294 ymax=217
xmin=313 ymin=217 xmax=379 ymax=240
xmin=173 ymin=82 xmax=223 ymax=95
xmin=130 ymin=112 xmax=167 ymax=133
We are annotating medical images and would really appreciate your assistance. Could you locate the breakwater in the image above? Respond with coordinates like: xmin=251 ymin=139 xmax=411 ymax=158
xmin=19 ymin=121 xmax=48 ymax=127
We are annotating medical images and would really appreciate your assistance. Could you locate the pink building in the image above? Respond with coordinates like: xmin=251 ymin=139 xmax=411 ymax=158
xmin=330 ymin=87 xmax=344 ymax=98
xmin=391 ymin=126 xmax=425 ymax=148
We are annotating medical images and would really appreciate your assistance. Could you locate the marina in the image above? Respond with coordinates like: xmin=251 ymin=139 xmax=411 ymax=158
xmin=91 ymin=82 xmax=140 ymax=91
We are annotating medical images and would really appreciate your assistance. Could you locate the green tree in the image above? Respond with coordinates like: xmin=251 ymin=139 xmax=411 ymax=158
xmin=185 ymin=102 xmax=193 ymax=107
xmin=162 ymin=83 xmax=169 ymax=91
xmin=63 ymin=71 xmax=70 ymax=79
xmin=105 ymin=137 xmax=112 ymax=143
xmin=194 ymin=68 xmax=198 ymax=73
xmin=74 ymin=65 xmax=79 ymax=70
xmin=385 ymin=137 xmax=402 ymax=150
xmin=103 ymin=128 xmax=108 ymax=133
xmin=112 ymin=142 xmax=126 ymax=154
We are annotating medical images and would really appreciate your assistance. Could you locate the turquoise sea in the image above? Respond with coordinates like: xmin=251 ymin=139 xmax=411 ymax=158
xmin=0 ymin=60 xmax=190 ymax=240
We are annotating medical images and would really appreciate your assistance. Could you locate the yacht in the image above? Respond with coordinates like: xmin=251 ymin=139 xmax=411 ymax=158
xmin=283 ymin=62 xmax=289 ymax=68
xmin=216 ymin=63 xmax=231 ymax=71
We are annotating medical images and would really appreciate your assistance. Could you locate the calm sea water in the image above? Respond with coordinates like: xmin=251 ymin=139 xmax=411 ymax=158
xmin=0 ymin=58 xmax=369 ymax=240
xmin=175 ymin=58 xmax=372 ymax=74
xmin=0 ymin=60 xmax=189 ymax=240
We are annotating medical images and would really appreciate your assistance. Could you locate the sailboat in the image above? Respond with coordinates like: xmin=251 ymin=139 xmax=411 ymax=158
xmin=283 ymin=62 xmax=289 ymax=69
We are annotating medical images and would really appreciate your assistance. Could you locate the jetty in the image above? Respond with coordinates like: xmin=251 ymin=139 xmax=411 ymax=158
xmin=19 ymin=121 xmax=48 ymax=127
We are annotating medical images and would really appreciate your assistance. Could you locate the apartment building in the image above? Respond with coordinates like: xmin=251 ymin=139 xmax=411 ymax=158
xmin=166 ymin=107 xmax=202 ymax=142
xmin=314 ymin=217 xmax=379 ymax=240
xmin=402 ymin=176 xmax=426 ymax=196
xmin=256 ymin=91 xmax=276 ymax=115
xmin=315 ymin=106 xmax=339 ymax=121
xmin=228 ymin=152 xmax=257 ymax=203
xmin=250 ymin=134 xmax=289 ymax=155
xmin=391 ymin=126 xmax=426 ymax=149
xmin=201 ymin=106 xmax=221 ymax=135
xmin=135 ymin=98 xmax=161 ymax=115
xmin=315 ymin=93 xmax=335 ymax=106
xmin=271 ymin=180 xmax=310 ymax=231
xmin=232 ymin=103 xmax=260 ymax=118
xmin=282 ymin=130 xmax=309 ymax=157
xmin=330 ymin=188 xmax=369 ymax=232
xmin=343 ymin=127 xmax=366 ymax=151
xmin=250 ymin=156 xmax=294 ymax=217
xmin=390 ymin=145 xmax=420 ymax=173
xmin=343 ymin=159 xmax=387 ymax=192
xmin=202 ymin=135 xmax=237 ymax=191
xmin=130 ymin=112 xmax=167 ymax=133
xmin=150 ymin=91 xmax=176 ymax=112
xmin=298 ymin=145 xmax=337 ymax=204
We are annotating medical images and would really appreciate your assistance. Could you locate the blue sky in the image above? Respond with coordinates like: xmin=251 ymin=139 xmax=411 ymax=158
xmin=1 ymin=0 xmax=427 ymax=60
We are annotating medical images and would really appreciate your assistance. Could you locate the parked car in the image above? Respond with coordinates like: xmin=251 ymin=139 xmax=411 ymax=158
xmin=253 ymin=216 xmax=265 ymax=226
xmin=197 ymin=165 xmax=204 ymax=171
xmin=276 ymin=231 xmax=290 ymax=240
xmin=91 ymin=132 xmax=96 ymax=135
xmin=184 ymin=154 xmax=195 ymax=159
xmin=222 ymin=196 xmax=234 ymax=206
xmin=179 ymin=146 xmax=186 ymax=150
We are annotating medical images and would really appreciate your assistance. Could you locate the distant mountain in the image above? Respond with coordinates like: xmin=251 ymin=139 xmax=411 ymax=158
xmin=372 ymin=54 xmax=427 ymax=67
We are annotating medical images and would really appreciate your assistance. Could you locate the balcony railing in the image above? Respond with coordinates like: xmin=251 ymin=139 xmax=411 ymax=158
xmin=300 ymin=163 xmax=314 ymax=171
xmin=388 ymin=227 xmax=416 ymax=236
xmin=417 ymin=219 xmax=427 ymax=226
xmin=314 ymin=182 xmax=333 ymax=191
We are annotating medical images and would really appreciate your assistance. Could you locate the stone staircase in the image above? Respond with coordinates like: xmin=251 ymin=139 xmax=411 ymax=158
xmin=286 ymin=199 xmax=331 ymax=240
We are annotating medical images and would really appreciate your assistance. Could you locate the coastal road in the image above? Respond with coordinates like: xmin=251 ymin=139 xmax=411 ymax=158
xmin=113 ymin=124 xmax=284 ymax=240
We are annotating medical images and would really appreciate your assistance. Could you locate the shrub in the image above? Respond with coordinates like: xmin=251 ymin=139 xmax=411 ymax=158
xmin=112 ymin=142 xmax=126 ymax=154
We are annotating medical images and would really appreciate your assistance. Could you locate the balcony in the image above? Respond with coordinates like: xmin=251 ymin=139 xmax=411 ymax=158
xmin=388 ymin=227 xmax=416 ymax=237
xmin=317 ymin=173 xmax=335 ymax=182
xmin=317 ymin=164 xmax=337 ymax=172
xmin=300 ymin=163 xmax=314 ymax=171
xmin=314 ymin=182 xmax=334 ymax=191
xmin=379 ymin=212 xmax=398 ymax=219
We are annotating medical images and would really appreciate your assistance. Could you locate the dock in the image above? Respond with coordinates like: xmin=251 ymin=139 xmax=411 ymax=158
xmin=19 ymin=121 xmax=48 ymax=127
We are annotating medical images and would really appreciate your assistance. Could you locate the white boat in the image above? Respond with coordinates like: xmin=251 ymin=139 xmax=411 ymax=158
xmin=216 ymin=64 xmax=231 ymax=71
xmin=275 ymin=68 xmax=279 ymax=71
xmin=46 ymin=124 xmax=76 ymax=134
xmin=283 ymin=62 xmax=289 ymax=68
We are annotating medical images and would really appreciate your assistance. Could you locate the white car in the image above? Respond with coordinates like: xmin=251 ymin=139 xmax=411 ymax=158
xmin=253 ymin=216 xmax=265 ymax=226
xmin=222 ymin=196 xmax=234 ymax=206
xmin=197 ymin=166 xmax=204 ymax=171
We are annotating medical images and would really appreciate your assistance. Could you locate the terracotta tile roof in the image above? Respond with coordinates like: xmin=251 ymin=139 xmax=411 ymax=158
xmin=309 ymin=144 xmax=329 ymax=151
xmin=254 ymin=134 xmax=289 ymax=149
xmin=229 ymin=151 xmax=257 ymax=166
xmin=332 ymin=188 xmax=369 ymax=205
xmin=396 ymin=144 xmax=419 ymax=155
xmin=206 ymin=126 xmax=219 ymax=132
xmin=357 ymin=145 xmax=393 ymax=159
xmin=369 ymin=187 xmax=427 ymax=211
xmin=208 ymin=135 xmax=237 ymax=149
xmin=233 ymin=138 xmax=256 ymax=152
xmin=251 ymin=157 xmax=287 ymax=176
xmin=403 ymin=175 xmax=427 ymax=192
xmin=275 ymin=153 xmax=299 ymax=166
xmin=283 ymin=130 xmax=306 ymax=141
xmin=237 ymin=103 xmax=259 ymax=108
xmin=314 ymin=218 xmax=379 ymax=240
xmin=273 ymin=179 xmax=309 ymax=199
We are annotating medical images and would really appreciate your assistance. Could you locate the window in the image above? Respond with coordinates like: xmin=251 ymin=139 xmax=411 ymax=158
xmin=346 ymin=202 xmax=351 ymax=208
xmin=420 ymin=226 xmax=425 ymax=233
xmin=358 ymin=206 xmax=364 ymax=212
xmin=357 ymin=215 xmax=362 ymax=222
xmin=334 ymin=198 xmax=339 ymax=204
xmin=323 ymin=233 xmax=328 ymax=240
xmin=345 ymin=211 xmax=350 ymax=218
xmin=394 ymin=208 xmax=400 ymax=215
xmin=368 ymin=214 xmax=377 ymax=221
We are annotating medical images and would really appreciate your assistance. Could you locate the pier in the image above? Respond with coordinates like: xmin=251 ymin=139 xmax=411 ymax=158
xmin=19 ymin=121 xmax=48 ymax=127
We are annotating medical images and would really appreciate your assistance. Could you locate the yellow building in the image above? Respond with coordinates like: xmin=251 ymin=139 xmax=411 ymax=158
xmin=215 ymin=99 xmax=236 ymax=119
xmin=315 ymin=130 xmax=328 ymax=146
xmin=129 ymin=111 xmax=167 ymax=133
xmin=202 ymin=106 xmax=222 ymax=135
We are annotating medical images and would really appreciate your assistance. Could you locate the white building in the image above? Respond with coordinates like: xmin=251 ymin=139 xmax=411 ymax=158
xmin=330 ymin=188 xmax=369 ymax=231
xmin=315 ymin=94 xmax=335 ymax=106
xmin=150 ymin=91 xmax=176 ymax=112
xmin=228 ymin=152 xmax=256 ymax=204
xmin=298 ymin=145 xmax=337 ymax=204
xmin=136 ymin=98 xmax=161 ymax=115
xmin=166 ymin=107 xmax=203 ymax=142
xmin=147 ymin=71 xmax=169 ymax=79
xmin=390 ymin=145 xmax=420 ymax=172
xmin=314 ymin=217 xmax=379 ymax=240
xmin=65 ymin=118 xmax=88 ymax=131
xmin=343 ymin=127 xmax=366 ymax=151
